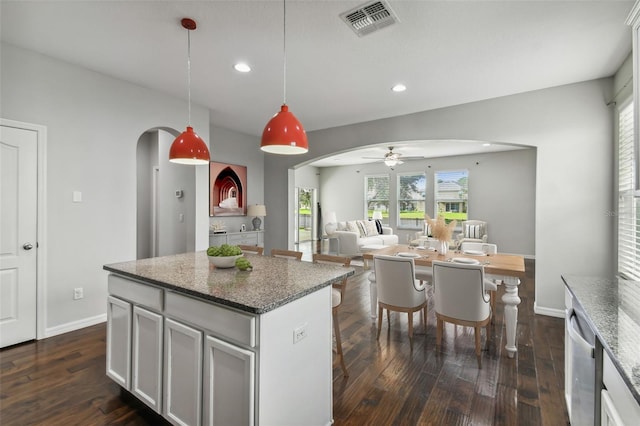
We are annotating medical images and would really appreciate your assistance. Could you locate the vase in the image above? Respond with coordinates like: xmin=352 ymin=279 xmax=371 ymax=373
xmin=438 ymin=240 xmax=448 ymax=255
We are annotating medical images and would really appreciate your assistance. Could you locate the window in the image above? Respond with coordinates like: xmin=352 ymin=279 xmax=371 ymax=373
xmin=617 ymin=101 xmax=640 ymax=280
xmin=365 ymin=175 xmax=389 ymax=221
xmin=397 ymin=172 xmax=426 ymax=228
xmin=434 ymin=170 xmax=468 ymax=222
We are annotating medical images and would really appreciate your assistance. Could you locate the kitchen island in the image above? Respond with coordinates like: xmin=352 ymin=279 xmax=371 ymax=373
xmin=104 ymin=251 xmax=354 ymax=426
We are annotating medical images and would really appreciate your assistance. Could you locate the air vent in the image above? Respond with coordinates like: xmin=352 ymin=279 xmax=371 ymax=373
xmin=340 ymin=0 xmax=399 ymax=37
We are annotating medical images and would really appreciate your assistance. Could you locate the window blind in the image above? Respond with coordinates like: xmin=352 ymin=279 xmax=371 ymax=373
xmin=365 ymin=175 xmax=390 ymax=220
xmin=617 ymin=101 xmax=640 ymax=280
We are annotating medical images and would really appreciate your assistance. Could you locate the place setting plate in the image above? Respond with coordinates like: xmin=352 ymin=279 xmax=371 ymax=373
xmin=462 ymin=249 xmax=485 ymax=256
xmin=451 ymin=257 xmax=481 ymax=265
xmin=397 ymin=252 xmax=422 ymax=258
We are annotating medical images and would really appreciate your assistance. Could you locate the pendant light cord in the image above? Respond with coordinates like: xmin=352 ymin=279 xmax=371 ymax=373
xmin=187 ymin=27 xmax=192 ymax=126
xmin=283 ymin=0 xmax=287 ymax=105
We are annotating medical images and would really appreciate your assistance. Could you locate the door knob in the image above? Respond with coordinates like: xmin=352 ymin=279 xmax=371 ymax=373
xmin=23 ymin=243 xmax=33 ymax=250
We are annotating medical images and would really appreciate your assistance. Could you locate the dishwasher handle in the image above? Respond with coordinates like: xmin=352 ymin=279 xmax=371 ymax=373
xmin=566 ymin=309 xmax=595 ymax=359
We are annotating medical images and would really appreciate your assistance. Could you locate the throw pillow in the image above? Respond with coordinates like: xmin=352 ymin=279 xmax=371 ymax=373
xmin=374 ymin=219 xmax=383 ymax=234
xmin=424 ymin=223 xmax=432 ymax=237
xmin=346 ymin=220 xmax=360 ymax=235
xmin=364 ymin=220 xmax=378 ymax=237
xmin=356 ymin=220 xmax=368 ymax=237
xmin=465 ymin=224 xmax=480 ymax=239
xmin=337 ymin=221 xmax=347 ymax=231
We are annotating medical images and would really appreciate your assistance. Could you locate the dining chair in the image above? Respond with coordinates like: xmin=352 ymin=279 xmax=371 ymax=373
xmin=238 ymin=245 xmax=264 ymax=255
xmin=270 ymin=249 xmax=303 ymax=261
xmin=373 ymin=255 xmax=428 ymax=349
xmin=432 ymin=260 xmax=492 ymax=368
xmin=312 ymin=253 xmax=351 ymax=377
xmin=459 ymin=242 xmax=499 ymax=317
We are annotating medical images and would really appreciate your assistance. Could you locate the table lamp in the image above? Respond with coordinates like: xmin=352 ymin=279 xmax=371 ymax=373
xmin=372 ymin=211 xmax=383 ymax=221
xmin=247 ymin=204 xmax=266 ymax=231
xmin=325 ymin=211 xmax=337 ymax=235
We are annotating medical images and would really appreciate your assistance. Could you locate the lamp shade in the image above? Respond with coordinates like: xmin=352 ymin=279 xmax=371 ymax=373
xmin=169 ymin=126 xmax=210 ymax=165
xmin=247 ymin=204 xmax=266 ymax=217
xmin=260 ymin=105 xmax=308 ymax=155
xmin=372 ymin=211 xmax=383 ymax=220
xmin=325 ymin=211 xmax=337 ymax=225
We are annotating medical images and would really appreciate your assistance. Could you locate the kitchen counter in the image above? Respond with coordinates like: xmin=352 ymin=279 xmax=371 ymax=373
xmin=104 ymin=250 xmax=354 ymax=425
xmin=562 ymin=275 xmax=640 ymax=404
xmin=104 ymin=250 xmax=354 ymax=314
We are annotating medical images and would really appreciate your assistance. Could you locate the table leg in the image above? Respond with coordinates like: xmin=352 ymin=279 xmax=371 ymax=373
xmin=501 ymin=276 xmax=521 ymax=358
xmin=368 ymin=272 xmax=377 ymax=319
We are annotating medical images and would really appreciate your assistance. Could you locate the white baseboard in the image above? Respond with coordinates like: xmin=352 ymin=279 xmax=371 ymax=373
xmin=44 ymin=313 xmax=107 ymax=339
xmin=534 ymin=302 xmax=565 ymax=318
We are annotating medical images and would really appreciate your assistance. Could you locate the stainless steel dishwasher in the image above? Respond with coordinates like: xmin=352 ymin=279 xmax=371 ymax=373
xmin=566 ymin=303 xmax=596 ymax=425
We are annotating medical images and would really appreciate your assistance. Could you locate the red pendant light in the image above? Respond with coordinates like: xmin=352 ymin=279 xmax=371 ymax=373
xmin=260 ymin=0 xmax=308 ymax=155
xmin=169 ymin=18 xmax=210 ymax=165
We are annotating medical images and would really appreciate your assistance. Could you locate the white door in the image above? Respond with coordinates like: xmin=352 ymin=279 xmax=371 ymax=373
xmin=0 ymin=124 xmax=38 ymax=348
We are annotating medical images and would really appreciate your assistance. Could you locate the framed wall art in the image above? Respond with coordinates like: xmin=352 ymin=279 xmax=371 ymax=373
xmin=209 ymin=161 xmax=247 ymax=217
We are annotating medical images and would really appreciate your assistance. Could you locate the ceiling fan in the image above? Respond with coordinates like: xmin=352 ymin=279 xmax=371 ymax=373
xmin=362 ymin=146 xmax=423 ymax=168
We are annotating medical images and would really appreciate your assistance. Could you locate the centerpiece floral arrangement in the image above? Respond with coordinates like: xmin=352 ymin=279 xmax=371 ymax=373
xmin=424 ymin=215 xmax=457 ymax=254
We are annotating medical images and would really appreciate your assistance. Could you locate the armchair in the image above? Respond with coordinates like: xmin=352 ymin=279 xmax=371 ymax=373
xmin=456 ymin=220 xmax=488 ymax=244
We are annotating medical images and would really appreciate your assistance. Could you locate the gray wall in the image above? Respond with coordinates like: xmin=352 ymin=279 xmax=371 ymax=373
xmin=266 ymin=79 xmax=615 ymax=315
xmin=319 ymin=149 xmax=536 ymax=255
xmin=1 ymin=43 xmax=214 ymax=334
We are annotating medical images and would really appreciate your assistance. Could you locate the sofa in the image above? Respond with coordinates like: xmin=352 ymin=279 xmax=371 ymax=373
xmin=332 ymin=220 xmax=399 ymax=256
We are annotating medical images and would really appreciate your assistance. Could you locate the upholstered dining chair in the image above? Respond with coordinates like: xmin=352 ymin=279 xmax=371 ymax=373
xmin=432 ymin=260 xmax=492 ymax=368
xmin=373 ymin=255 xmax=428 ymax=349
xmin=312 ymin=253 xmax=351 ymax=377
xmin=270 ymin=249 xmax=303 ymax=261
xmin=459 ymin=242 xmax=499 ymax=317
xmin=238 ymin=245 xmax=264 ymax=255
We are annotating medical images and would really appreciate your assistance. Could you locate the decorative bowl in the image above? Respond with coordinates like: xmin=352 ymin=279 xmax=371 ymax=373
xmin=208 ymin=254 xmax=243 ymax=268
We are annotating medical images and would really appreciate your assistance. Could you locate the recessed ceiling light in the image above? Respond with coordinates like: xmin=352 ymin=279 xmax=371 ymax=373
xmin=391 ymin=84 xmax=406 ymax=92
xmin=234 ymin=62 xmax=251 ymax=73
xmin=483 ymin=143 xmax=491 ymax=147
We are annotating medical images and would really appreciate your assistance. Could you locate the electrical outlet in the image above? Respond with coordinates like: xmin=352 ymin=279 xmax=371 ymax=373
xmin=73 ymin=287 xmax=83 ymax=300
xmin=293 ymin=323 xmax=308 ymax=344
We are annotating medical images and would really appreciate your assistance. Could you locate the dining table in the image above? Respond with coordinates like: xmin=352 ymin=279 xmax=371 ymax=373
xmin=362 ymin=244 xmax=526 ymax=358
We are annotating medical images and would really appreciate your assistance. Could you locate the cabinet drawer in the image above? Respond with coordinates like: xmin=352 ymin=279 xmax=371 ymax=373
xmin=165 ymin=292 xmax=256 ymax=347
xmin=227 ymin=234 xmax=257 ymax=245
xmin=108 ymin=274 xmax=163 ymax=312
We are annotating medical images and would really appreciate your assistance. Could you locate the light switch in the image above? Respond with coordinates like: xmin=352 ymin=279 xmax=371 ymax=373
xmin=178 ymin=213 xmax=184 ymax=223
xmin=72 ymin=191 xmax=82 ymax=203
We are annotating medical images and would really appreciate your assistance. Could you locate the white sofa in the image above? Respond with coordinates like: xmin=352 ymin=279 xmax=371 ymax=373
xmin=332 ymin=220 xmax=399 ymax=256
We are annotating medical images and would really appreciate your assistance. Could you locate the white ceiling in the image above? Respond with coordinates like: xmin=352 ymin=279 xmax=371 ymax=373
xmin=1 ymin=0 xmax=634 ymax=166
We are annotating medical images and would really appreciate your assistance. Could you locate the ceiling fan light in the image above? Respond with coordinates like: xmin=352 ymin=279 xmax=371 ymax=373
xmin=384 ymin=157 xmax=398 ymax=167
xmin=260 ymin=104 xmax=309 ymax=154
xmin=169 ymin=126 xmax=210 ymax=165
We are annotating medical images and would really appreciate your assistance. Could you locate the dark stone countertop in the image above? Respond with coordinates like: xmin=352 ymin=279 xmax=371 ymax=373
xmin=104 ymin=251 xmax=354 ymax=314
xmin=562 ymin=275 xmax=640 ymax=404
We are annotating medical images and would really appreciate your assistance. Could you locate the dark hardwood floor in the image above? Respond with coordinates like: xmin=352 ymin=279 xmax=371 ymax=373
xmin=0 ymin=257 xmax=569 ymax=425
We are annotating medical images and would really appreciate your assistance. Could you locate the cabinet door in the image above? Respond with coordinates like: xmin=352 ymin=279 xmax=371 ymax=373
xmin=203 ymin=336 xmax=255 ymax=426
xmin=209 ymin=234 xmax=227 ymax=247
xmin=132 ymin=306 xmax=163 ymax=413
xmin=164 ymin=318 xmax=203 ymax=426
xmin=106 ymin=296 xmax=131 ymax=389
xmin=257 ymin=231 xmax=264 ymax=247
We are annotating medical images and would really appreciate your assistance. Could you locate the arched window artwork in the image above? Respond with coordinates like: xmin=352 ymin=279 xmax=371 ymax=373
xmin=209 ymin=162 xmax=247 ymax=216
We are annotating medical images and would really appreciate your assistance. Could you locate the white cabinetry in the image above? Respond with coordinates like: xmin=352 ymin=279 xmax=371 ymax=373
xmin=132 ymin=306 xmax=163 ymax=412
xmin=164 ymin=318 xmax=203 ymax=426
xmin=203 ymin=336 xmax=255 ymax=426
xmin=106 ymin=295 xmax=131 ymax=389
xmin=209 ymin=231 xmax=263 ymax=247
xmin=602 ymin=350 xmax=640 ymax=425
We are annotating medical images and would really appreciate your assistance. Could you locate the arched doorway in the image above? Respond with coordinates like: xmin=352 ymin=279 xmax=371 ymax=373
xmin=136 ymin=128 xmax=196 ymax=259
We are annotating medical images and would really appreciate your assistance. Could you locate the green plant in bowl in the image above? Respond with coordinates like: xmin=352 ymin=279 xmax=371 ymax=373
xmin=207 ymin=244 xmax=243 ymax=268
